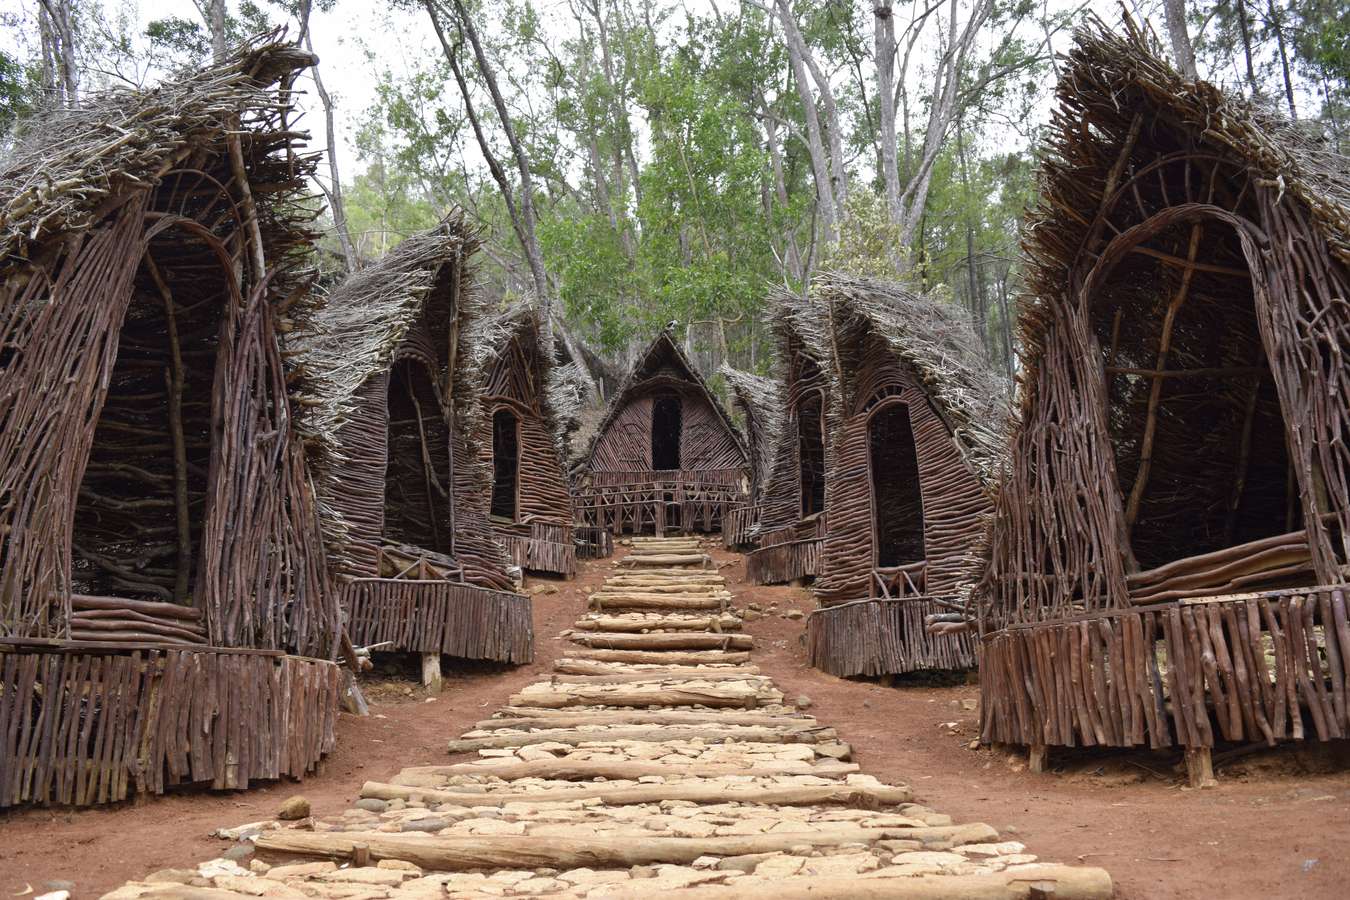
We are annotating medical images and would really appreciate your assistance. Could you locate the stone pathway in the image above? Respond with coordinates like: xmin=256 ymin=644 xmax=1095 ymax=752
xmin=105 ymin=537 xmax=1112 ymax=898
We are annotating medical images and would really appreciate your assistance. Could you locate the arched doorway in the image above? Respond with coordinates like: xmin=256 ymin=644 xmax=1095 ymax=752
xmin=868 ymin=401 xmax=925 ymax=569
xmin=798 ymin=391 xmax=825 ymax=518
xmin=71 ymin=218 xmax=229 ymax=603
xmin=1089 ymin=213 xmax=1300 ymax=573
xmin=651 ymin=394 xmax=682 ymax=470
xmin=384 ymin=356 xmax=453 ymax=554
xmin=491 ymin=407 xmax=520 ymax=521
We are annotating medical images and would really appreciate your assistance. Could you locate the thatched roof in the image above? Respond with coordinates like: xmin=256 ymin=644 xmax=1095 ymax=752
xmin=783 ymin=274 xmax=1011 ymax=482
xmin=574 ymin=328 xmax=748 ymax=471
xmin=719 ymin=364 xmax=782 ymax=489
xmin=0 ymin=39 xmax=317 ymax=277
xmin=294 ymin=213 xmax=478 ymax=462
xmin=1018 ymin=16 xmax=1350 ymax=409
xmin=467 ymin=301 xmax=585 ymax=460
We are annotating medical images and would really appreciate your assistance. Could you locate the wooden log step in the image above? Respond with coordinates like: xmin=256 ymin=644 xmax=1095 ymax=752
xmin=597 ymin=580 xmax=728 ymax=592
xmin=359 ymin=776 xmax=912 ymax=808
xmin=476 ymin=709 xmax=817 ymax=730
xmin=569 ymin=632 xmax=754 ymax=651
xmin=507 ymin=683 xmax=774 ymax=710
xmin=447 ymin=723 xmax=837 ymax=752
xmin=390 ymin=758 xmax=860 ymax=784
xmin=590 ymin=593 xmax=729 ymax=611
xmin=568 ymin=649 xmax=753 ymax=665
xmin=552 ymin=659 xmax=761 ymax=677
xmin=654 ymin=866 xmax=1115 ymax=900
xmin=549 ymin=671 xmax=770 ymax=685
xmin=572 ymin=614 xmax=742 ymax=632
xmin=609 ymin=567 xmax=722 ymax=576
xmin=255 ymin=821 xmax=997 ymax=872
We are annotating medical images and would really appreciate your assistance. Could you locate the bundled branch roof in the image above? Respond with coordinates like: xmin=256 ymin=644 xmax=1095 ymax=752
xmin=718 ymin=364 xmax=783 ymax=491
xmin=1017 ymin=15 xmax=1350 ymax=413
xmin=1 ymin=39 xmax=318 ymax=278
xmin=294 ymin=213 xmax=479 ymax=468
xmin=574 ymin=328 xmax=748 ymax=472
xmin=784 ymin=274 xmax=1011 ymax=483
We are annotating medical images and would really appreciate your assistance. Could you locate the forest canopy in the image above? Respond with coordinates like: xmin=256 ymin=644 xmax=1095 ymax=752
xmin=3 ymin=0 xmax=1346 ymax=377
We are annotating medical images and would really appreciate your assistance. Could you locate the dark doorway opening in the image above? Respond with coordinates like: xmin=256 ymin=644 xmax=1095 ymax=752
xmin=869 ymin=402 xmax=925 ymax=568
xmin=71 ymin=232 xmax=224 ymax=603
xmin=385 ymin=358 xmax=453 ymax=554
xmin=798 ymin=392 xmax=825 ymax=517
xmin=1091 ymin=219 xmax=1299 ymax=571
xmin=651 ymin=394 xmax=682 ymax=470
xmin=491 ymin=407 xmax=519 ymax=520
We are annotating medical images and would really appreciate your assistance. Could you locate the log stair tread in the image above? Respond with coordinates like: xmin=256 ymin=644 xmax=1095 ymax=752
xmin=107 ymin=538 xmax=1112 ymax=899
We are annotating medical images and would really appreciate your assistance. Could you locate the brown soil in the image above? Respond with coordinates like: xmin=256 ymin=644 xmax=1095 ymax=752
xmin=3 ymin=543 xmax=1348 ymax=898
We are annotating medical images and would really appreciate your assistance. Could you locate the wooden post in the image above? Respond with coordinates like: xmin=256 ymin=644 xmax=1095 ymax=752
xmin=351 ymin=842 xmax=370 ymax=867
xmin=1028 ymin=744 xmax=1049 ymax=774
xmin=422 ymin=653 xmax=443 ymax=693
xmin=1184 ymin=747 xmax=1216 ymax=788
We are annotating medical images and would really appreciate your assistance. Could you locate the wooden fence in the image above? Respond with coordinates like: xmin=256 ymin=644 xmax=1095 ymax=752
xmin=341 ymin=579 xmax=533 ymax=664
xmin=979 ymin=585 xmax=1350 ymax=750
xmin=747 ymin=519 xmax=826 ymax=585
xmin=807 ymin=596 xmax=976 ymax=677
xmin=0 ymin=647 xmax=338 ymax=808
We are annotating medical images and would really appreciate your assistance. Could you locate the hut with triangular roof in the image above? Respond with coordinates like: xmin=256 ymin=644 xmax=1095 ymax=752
xmin=718 ymin=365 xmax=784 ymax=549
xmin=791 ymin=276 xmax=1009 ymax=678
xmin=572 ymin=329 xmax=750 ymax=536
xmin=976 ymin=19 xmax=1350 ymax=782
xmin=295 ymin=214 xmax=532 ymax=680
xmin=0 ymin=42 xmax=342 ymax=807
xmin=744 ymin=298 xmax=833 ymax=583
xmin=470 ymin=304 xmax=579 ymax=576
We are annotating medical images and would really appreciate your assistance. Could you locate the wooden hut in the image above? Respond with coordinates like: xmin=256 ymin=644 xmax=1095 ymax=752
xmin=744 ymin=300 xmax=833 ymax=583
xmin=470 ymin=304 xmax=579 ymax=576
xmin=976 ymin=20 xmax=1350 ymax=783
xmin=572 ymin=329 xmax=750 ymax=537
xmin=296 ymin=215 xmax=532 ymax=679
xmin=797 ymin=276 xmax=1008 ymax=678
xmin=718 ymin=365 xmax=784 ymax=550
xmin=0 ymin=43 xmax=343 ymax=807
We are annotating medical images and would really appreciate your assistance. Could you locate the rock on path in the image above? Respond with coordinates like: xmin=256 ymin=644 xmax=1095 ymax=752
xmin=104 ymin=536 xmax=1112 ymax=899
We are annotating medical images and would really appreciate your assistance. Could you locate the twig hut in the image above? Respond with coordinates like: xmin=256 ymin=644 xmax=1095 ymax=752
xmin=469 ymin=303 xmax=578 ymax=576
xmin=572 ymin=329 xmax=750 ymax=536
xmin=0 ymin=43 xmax=342 ymax=807
xmin=744 ymin=300 xmax=833 ymax=583
xmin=296 ymin=215 xmax=532 ymax=673
xmin=976 ymin=20 xmax=1350 ymax=782
xmin=800 ymin=276 xmax=1008 ymax=678
xmin=718 ymin=365 xmax=784 ymax=549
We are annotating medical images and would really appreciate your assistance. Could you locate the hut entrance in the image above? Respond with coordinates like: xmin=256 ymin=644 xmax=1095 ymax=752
xmin=651 ymin=394 xmax=682 ymax=470
xmin=70 ymin=229 xmax=226 ymax=604
xmin=798 ymin=392 xmax=825 ymax=518
xmin=1092 ymin=217 xmax=1302 ymax=581
xmin=385 ymin=357 xmax=453 ymax=556
xmin=868 ymin=402 xmax=926 ymax=572
xmin=490 ymin=408 xmax=519 ymax=521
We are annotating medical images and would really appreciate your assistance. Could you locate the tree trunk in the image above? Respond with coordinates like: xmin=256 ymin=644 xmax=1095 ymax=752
xmin=874 ymin=2 xmax=900 ymax=223
xmin=299 ymin=1 xmax=359 ymax=273
xmin=1234 ymin=0 xmax=1258 ymax=94
xmin=1266 ymin=0 xmax=1297 ymax=119
xmin=208 ymin=0 xmax=227 ymax=63
xmin=1163 ymin=0 xmax=1198 ymax=79
xmin=769 ymin=2 xmax=837 ymax=243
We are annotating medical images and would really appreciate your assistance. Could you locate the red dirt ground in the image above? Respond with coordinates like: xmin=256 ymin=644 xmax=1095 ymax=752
xmin=2 ymin=542 xmax=1348 ymax=898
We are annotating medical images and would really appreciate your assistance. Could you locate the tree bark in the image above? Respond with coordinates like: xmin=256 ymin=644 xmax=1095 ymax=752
xmin=874 ymin=2 xmax=900 ymax=223
xmin=1163 ymin=0 xmax=1198 ymax=79
xmin=299 ymin=0 xmax=359 ymax=273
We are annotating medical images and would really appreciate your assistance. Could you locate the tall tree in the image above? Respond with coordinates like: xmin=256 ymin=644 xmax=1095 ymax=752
xmin=1163 ymin=0 xmax=1199 ymax=79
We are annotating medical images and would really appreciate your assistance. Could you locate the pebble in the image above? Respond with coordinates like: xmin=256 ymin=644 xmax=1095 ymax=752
xmin=795 ymin=694 xmax=814 ymax=710
xmin=42 ymin=883 xmax=75 ymax=893
xmin=221 ymin=844 xmax=253 ymax=861
xmin=354 ymin=798 xmax=388 ymax=813
xmin=401 ymin=817 xmax=451 ymax=833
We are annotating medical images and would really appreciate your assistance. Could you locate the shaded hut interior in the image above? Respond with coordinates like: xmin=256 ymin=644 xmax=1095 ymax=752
xmin=573 ymin=331 xmax=749 ymax=537
xmin=977 ymin=20 xmax=1350 ymax=763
